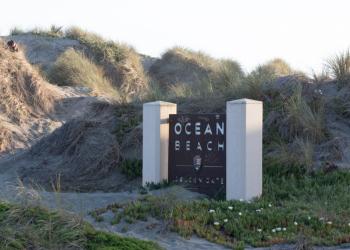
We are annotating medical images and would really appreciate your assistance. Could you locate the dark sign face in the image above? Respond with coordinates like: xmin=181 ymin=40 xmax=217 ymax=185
xmin=168 ymin=114 xmax=226 ymax=196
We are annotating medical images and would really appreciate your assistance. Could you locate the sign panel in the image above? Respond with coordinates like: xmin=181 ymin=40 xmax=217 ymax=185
xmin=168 ymin=114 xmax=226 ymax=196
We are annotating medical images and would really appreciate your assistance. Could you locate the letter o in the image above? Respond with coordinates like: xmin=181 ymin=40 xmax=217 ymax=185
xmin=174 ymin=123 xmax=182 ymax=135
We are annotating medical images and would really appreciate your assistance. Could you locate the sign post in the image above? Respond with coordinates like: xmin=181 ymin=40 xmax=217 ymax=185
xmin=142 ymin=99 xmax=262 ymax=201
xmin=226 ymin=99 xmax=263 ymax=201
xmin=142 ymin=101 xmax=177 ymax=186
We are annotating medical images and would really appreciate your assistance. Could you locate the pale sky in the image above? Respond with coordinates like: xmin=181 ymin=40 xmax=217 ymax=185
xmin=1 ymin=0 xmax=350 ymax=75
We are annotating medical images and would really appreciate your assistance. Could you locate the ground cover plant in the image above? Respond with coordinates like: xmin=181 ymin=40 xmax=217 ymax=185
xmin=119 ymin=158 xmax=142 ymax=181
xmin=88 ymin=156 xmax=350 ymax=249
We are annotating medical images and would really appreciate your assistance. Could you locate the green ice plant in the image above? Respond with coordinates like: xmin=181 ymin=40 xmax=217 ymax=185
xmin=87 ymin=164 xmax=350 ymax=249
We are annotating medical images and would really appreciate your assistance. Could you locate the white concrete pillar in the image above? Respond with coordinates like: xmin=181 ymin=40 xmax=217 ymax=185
xmin=142 ymin=101 xmax=177 ymax=186
xmin=226 ymin=99 xmax=263 ymax=201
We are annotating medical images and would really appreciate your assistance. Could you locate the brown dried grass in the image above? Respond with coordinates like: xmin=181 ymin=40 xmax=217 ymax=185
xmin=0 ymin=121 xmax=13 ymax=152
xmin=0 ymin=38 xmax=60 ymax=154
xmin=0 ymin=38 xmax=59 ymax=123
xmin=65 ymin=26 xmax=148 ymax=100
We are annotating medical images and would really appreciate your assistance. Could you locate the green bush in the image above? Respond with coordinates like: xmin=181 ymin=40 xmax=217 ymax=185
xmin=119 ymin=159 xmax=142 ymax=180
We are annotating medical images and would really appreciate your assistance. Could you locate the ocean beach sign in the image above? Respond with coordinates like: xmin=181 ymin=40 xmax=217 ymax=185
xmin=168 ymin=114 xmax=226 ymax=196
xmin=142 ymin=99 xmax=262 ymax=201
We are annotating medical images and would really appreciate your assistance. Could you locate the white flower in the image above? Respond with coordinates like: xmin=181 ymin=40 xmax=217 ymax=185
xmin=257 ymin=229 xmax=262 ymax=232
xmin=327 ymin=221 xmax=332 ymax=225
xmin=247 ymin=201 xmax=251 ymax=203
xmin=228 ymin=206 xmax=233 ymax=210
xmin=239 ymin=199 xmax=243 ymax=202
xmin=283 ymin=228 xmax=286 ymax=231
xmin=238 ymin=212 xmax=242 ymax=216
xmin=223 ymin=219 xmax=228 ymax=223
xmin=269 ymin=204 xmax=272 ymax=207
xmin=294 ymin=222 xmax=298 ymax=226
xmin=325 ymin=202 xmax=327 ymax=205
xmin=319 ymin=217 xmax=324 ymax=221
xmin=308 ymin=217 xmax=311 ymax=220
xmin=256 ymin=209 xmax=261 ymax=212
xmin=209 ymin=209 xmax=215 ymax=213
xmin=261 ymin=208 xmax=263 ymax=210
xmin=348 ymin=223 xmax=350 ymax=226
xmin=271 ymin=229 xmax=276 ymax=233
xmin=276 ymin=228 xmax=281 ymax=231
xmin=214 ymin=222 xmax=220 ymax=226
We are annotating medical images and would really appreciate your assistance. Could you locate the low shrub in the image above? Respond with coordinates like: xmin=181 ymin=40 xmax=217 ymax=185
xmin=119 ymin=159 xmax=142 ymax=180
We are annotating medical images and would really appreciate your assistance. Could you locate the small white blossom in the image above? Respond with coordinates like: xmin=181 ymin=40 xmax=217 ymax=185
xmin=319 ymin=217 xmax=324 ymax=221
xmin=348 ymin=223 xmax=350 ymax=226
xmin=238 ymin=212 xmax=242 ymax=216
xmin=271 ymin=229 xmax=276 ymax=233
xmin=294 ymin=222 xmax=298 ymax=226
xmin=327 ymin=221 xmax=332 ymax=225
xmin=308 ymin=217 xmax=311 ymax=220
xmin=209 ymin=209 xmax=215 ymax=213
xmin=283 ymin=228 xmax=286 ymax=231
xmin=247 ymin=201 xmax=251 ymax=203
xmin=228 ymin=206 xmax=233 ymax=210
xmin=239 ymin=199 xmax=243 ymax=202
xmin=325 ymin=202 xmax=327 ymax=205
xmin=276 ymin=227 xmax=281 ymax=231
xmin=223 ymin=219 xmax=228 ymax=223
xmin=261 ymin=208 xmax=263 ymax=210
xmin=269 ymin=204 xmax=272 ymax=207
xmin=257 ymin=229 xmax=262 ymax=232
xmin=256 ymin=209 xmax=261 ymax=212
xmin=214 ymin=222 xmax=220 ymax=226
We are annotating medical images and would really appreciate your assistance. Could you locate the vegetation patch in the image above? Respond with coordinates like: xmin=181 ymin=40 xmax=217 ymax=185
xmin=10 ymin=25 xmax=64 ymax=38
xmin=119 ymin=158 xmax=142 ymax=181
xmin=0 ymin=201 xmax=163 ymax=249
xmin=89 ymin=152 xmax=350 ymax=249
xmin=65 ymin=26 xmax=148 ymax=99
xmin=138 ymin=180 xmax=173 ymax=194
xmin=48 ymin=47 xmax=120 ymax=100
xmin=111 ymin=104 xmax=142 ymax=141
xmin=325 ymin=48 xmax=350 ymax=85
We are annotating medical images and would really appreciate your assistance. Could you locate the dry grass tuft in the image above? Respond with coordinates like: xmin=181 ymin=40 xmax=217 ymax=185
xmin=283 ymin=83 xmax=326 ymax=142
xmin=143 ymin=77 xmax=164 ymax=102
xmin=161 ymin=46 xmax=219 ymax=70
xmin=65 ymin=26 xmax=148 ymax=100
xmin=0 ymin=177 xmax=88 ymax=249
xmin=273 ymin=136 xmax=314 ymax=173
xmin=49 ymin=48 xmax=121 ymax=100
xmin=0 ymin=38 xmax=59 ymax=126
xmin=324 ymin=48 xmax=350 ymax=84
xmin=0 ymin=120 xmax=13 ymax=152
xmin=253 ymin=58 xmax=305 ymax=78
xmin=10 ymin=25 xmax=64 ymax=38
